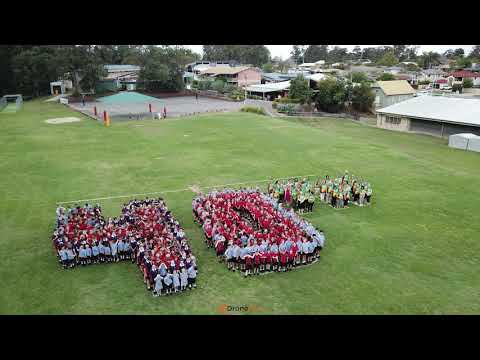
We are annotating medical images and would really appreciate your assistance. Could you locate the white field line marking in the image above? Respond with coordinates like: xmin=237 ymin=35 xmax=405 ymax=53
xmin=56 ymin=173 xmax=317 ymax=205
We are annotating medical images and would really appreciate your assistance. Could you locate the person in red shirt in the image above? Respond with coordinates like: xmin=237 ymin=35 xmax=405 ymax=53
xmin=244 ymin=253 xmax=253 ymax=277
xmin=253 ymin=251 xmax=261 ymax=275
xmin=279 ymin=250 xmax=288 ymax=272
xmin=215 ymin=236 xmax=225 ymax=260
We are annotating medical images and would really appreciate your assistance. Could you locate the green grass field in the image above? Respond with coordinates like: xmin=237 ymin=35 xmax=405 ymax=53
xmin=1 ymin=99 xmax=479 ymax=314
xmin=0 ymin=103 xmax=19 ymax=114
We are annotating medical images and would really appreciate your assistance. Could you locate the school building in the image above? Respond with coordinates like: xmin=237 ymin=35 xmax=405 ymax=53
xmin=376 ymin=95 xmax=480 ymax=138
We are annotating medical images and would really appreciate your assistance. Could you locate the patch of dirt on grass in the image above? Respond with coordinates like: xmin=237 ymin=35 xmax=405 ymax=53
xmin=45 ymin=117 xmax=81 ymax=124
xmin=189 ymin=184 xmax=201 ymax=194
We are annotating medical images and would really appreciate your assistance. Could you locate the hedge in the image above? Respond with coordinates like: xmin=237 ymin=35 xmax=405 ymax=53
xmin=240 ymin=106 xmax=267 ymax=115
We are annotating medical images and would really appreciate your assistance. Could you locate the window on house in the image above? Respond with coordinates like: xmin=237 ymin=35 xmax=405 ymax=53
xmin=385 ymin=116 xmax=401 ymax=125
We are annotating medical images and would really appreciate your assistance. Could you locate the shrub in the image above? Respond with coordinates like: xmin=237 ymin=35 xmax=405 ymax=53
xmin=377 ymin=73 xmax=396 ymax=81
xmin=277 ymin=103 xmax=297 ymax=115
xmin=289 ymin=74 xmax=313 ymax=104
xmin=314 ymin=78 xmax=348 ymax=113
xmin=351 ymin=71 xmax=369 ymax=84
xmin=211 ymin=80 xmax=225 ymax=93
xmin=224 ymin=83 xmax=236 ymax=94
xmin=197 ymin=80 xmax=212 ymax=90
xmin=351 ymin=83 xmax=375 ymax=113
xmin=240 ymin=106 xmax=267 ymax=115
xmin=275 ymin=97 xmax=301 ymax=104
xmin=463 ymin=78 xmax=473 ymax=88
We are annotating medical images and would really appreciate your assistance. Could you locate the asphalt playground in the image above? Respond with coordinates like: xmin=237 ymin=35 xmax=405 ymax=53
xmin=69 ymin=93 xmax=244 ymax=121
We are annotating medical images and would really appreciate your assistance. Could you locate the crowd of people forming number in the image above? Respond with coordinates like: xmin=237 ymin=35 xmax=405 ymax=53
xmin=52 ymin=198 xmax=197 ymax=297
xmin=268 ymin=171 xmax=373 ymax=210
xmin=192 ymin=188 xmax=325 ymax=277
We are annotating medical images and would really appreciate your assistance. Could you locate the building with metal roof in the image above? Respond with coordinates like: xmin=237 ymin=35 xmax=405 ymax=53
xmin=376 ymin=95 xmax=480 ymax=137
xmin=104 ymin=65 xmax=141 ymax=72
xmin=245 ymin=81 xmax=290 ymax=100
xmin=372 ymin=80 xmax=416 ymax=109
xmin=261 ymin=72 xmax=296 ymax=83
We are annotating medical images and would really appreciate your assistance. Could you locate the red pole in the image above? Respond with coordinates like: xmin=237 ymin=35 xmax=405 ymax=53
xmin=94 ymin=106 xmax=97 ymax=116
xmin=149 ymin=103 xmax=152 ymax=113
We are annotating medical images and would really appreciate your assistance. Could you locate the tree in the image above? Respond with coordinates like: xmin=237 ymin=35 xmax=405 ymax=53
xmin=444 ymin=49 xmax=456 ymax=59
xmin=202 ymin=45 xmax=270 ymax=67
xmin=377 ymin=51 xmax=399 ymax=66
xmin=463 ymin=78 xmax=473 ymax=88
xmin=138 ymin=46 xmax=185 ymax=92
xmin=303 ymin=45 xmax=328 ymax=63
xmin=455 ymin=56 xmax=472 ymax=69
xmin=327 ymin=46 xmax=348 ymax=63
xmin=289 ymin=75 xmax=313 ymax=104
xmin=469 ymin=45 xmax=480 ymax=60
xmin=377 ymin=73 xmax=396 ymax=81
xmin=454 ymin=48 xmax=465 ymax=57
xmin=262 ymin=62 xmax=274 ymax=72
xmin=291 ymin=45 xmax=306 ymax=65
xmin=351 ymin=71 xmax=369 ymax=83
xmin=393 ymin=45 xmax=409 ymax=60
xmin=352 ymin=46 xmax=362 ymax=60
xmin=11 ymin=46 xmax=60 ymax=97
xmin=417 ymin=51 xmax=441 ymax=69
xmin=350 ymin=83 xmax=375 ymax=113
xmin=271 ymin=56 xmax=290 ymax=73
xmin=314 ymin=78 xmax=348 ymax=113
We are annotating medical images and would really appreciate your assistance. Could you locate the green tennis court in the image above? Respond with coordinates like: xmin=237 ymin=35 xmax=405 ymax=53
xmin=97 ymin=91 xmax=160 ymax=104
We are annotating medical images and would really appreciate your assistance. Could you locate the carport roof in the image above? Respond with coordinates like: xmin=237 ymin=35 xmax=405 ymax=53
xmin=245 ymin=81 xmax=291 ymax=93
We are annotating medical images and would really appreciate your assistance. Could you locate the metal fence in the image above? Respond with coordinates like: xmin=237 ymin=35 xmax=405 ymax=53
xmin=0 ymin=97 xmax=6 ymax=112
xmin=278 ymin=111 xmax=360 ymax=120
xmin=15 ymin=95 xmax=23 ymax=110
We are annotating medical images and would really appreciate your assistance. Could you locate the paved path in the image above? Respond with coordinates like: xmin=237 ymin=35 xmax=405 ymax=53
xmin=45 ymin=94 xmax=68 ymax=102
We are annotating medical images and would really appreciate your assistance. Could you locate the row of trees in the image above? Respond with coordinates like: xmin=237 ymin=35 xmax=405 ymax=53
xmin=202 ymin=45 xmax=270 ymax=67
xmin=289 ymin=45 xmax=480 ymax=69
xmin=288 ymin=75 xmax=375 ymax=114
xmin=0 ymin=45 xmax=200 ymax=97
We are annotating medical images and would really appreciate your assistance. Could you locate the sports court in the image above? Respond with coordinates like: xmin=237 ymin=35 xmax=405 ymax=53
xmin=69 ymin=91 xmax=244 ymax=121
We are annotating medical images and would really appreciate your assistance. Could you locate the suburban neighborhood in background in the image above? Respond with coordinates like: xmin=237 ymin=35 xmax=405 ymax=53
xmin=3 ymin=45 xmax=479 ymax=148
